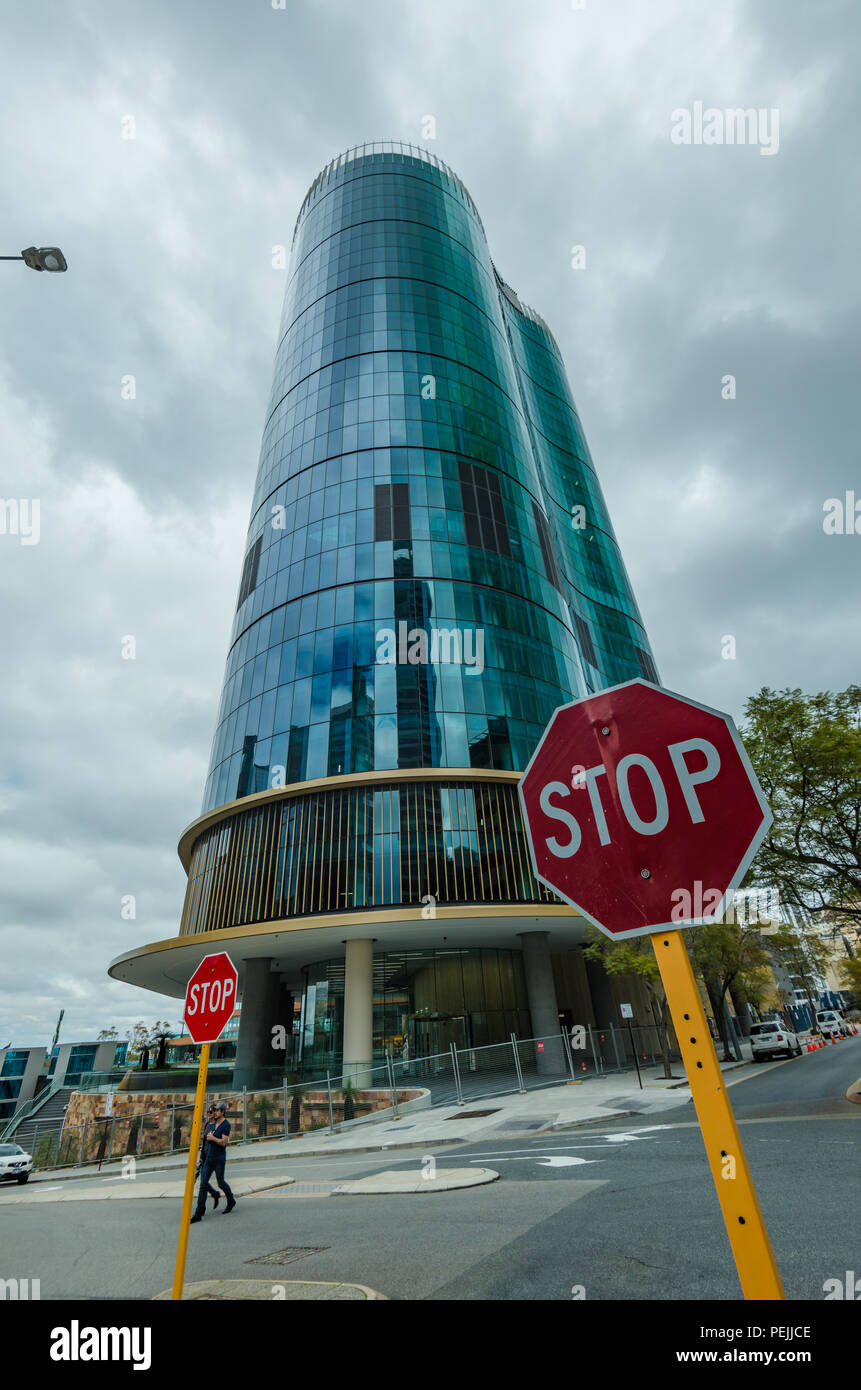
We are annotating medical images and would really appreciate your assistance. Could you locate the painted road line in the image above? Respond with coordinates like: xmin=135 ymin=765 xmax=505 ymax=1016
xmin=461 ymin=1139 xmax=667 ymax=1160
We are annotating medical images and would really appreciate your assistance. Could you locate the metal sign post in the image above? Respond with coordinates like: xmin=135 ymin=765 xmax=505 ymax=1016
xmin=171 ymin=1042 xmax=210 ymax=1301
xmin=653 ymin=930 xmax=784 ymax=1299
xmin=619 ymin=1004 xmax=642 ymax=1088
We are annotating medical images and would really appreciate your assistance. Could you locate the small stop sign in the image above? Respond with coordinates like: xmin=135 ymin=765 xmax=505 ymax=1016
xmin=183 ymin=952 xmax=238 ymax=1043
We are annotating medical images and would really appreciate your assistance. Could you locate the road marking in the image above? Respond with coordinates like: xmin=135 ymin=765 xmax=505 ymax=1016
xmin=461 ymin=1146 xmax=616 ymax=1159
xmin=535 ymin=1156 xmax=601 ymax=1167
xmin=465 ymin=1154 xmax=603 ymax=1167
xmin=467 ymin=1147 xmax=629 ymax=1162
xmin=459 ymin=1134 xmax=667 ymax=1160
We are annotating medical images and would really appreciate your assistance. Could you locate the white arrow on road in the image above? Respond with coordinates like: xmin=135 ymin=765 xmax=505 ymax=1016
xmin=471 ymin=1154 xmax=602 ymax=1167
xmin=534 ymin=1156 xmax=601 ymax=1167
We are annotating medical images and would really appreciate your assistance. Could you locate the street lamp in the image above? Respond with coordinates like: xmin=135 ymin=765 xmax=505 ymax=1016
xmin=0 ymin=246 xmax=68 ymax=272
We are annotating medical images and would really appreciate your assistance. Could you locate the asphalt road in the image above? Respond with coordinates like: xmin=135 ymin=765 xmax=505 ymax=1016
xmin=2 ymin=1037 xmax=859 ymax=1301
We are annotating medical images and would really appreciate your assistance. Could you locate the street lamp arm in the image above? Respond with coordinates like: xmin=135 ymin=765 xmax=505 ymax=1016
xmin=2 ymin=247 xmax=68 ymax=271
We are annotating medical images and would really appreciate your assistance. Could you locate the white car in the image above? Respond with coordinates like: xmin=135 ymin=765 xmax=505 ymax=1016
xmin=749 ymin=1021 xmax=802 ymax=1060
xmin=815 ymin=1010 xmax=844 ymax=1040
xmin=0 ymin=1142 xmax=32 ymax=1184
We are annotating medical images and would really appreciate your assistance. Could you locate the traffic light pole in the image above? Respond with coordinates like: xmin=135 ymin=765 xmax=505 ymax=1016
xmin=171 ymin=1042 xmax=210 ymax=1301
xmin=652 ymin=930 xmax=785 ymax=1300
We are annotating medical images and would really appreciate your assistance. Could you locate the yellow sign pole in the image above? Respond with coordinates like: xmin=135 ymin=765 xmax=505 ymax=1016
xmin=652 ymin=930 xmax=784 ymax=1299
xmin=171 ymin=1041 xmax=210 ymax=1302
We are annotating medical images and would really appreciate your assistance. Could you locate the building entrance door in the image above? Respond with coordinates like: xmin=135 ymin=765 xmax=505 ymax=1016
xmin=411 ymin=1015 xmax=467 ymax=1068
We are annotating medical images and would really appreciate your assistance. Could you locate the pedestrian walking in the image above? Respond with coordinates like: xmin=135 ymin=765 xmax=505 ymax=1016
xmin=196 ymin=1104 xmax=221 ymax=1210
xmin=190 ymin=1101 xmax=235 ymax=1222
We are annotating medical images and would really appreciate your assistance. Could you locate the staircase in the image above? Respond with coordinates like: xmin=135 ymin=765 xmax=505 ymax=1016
xmin=4 ymin=1087 xmax=75 ymax=1156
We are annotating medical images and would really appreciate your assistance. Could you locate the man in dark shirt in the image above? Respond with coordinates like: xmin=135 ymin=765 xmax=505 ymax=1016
xmin=196 ymin=1104 xmax=221 ymax=1210
xmin=191 ymin=1101 xmax=235 ymax=1221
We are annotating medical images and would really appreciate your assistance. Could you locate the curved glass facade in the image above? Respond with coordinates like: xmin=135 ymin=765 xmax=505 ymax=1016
xmin=181 ymin=776 xmax=555 ymax=936
xmin=200 ymin=142 xmax=656 ymax=819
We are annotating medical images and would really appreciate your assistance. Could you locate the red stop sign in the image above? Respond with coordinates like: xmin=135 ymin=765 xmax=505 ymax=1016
xmin=183 ymin=952 xmax=238 ymax=1043
xmin=518 ymin=680 xmax=771 ymax=939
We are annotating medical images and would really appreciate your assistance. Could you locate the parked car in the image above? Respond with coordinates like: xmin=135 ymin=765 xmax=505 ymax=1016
xmin=815 ymin=1010 xmax=844 ymax=1039
xmin=0 ymin=1143 xmax=32 ymax=1184
xmin=749 ymin=1022 xmax=802 ymax=1060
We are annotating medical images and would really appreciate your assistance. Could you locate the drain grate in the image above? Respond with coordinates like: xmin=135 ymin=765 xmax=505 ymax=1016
xmin=278 ymin=1182 xmax=337 ymax=1195
xmin=444 ymin=1109 xmax=500 ymax=1120
xmin=246 ymin=1247 xmax=328 ymax=1266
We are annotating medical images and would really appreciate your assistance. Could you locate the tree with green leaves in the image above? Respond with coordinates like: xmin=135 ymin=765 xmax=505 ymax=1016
xmin=127 ymin=1020 xmax=175 ymax=1062
xmin=252 ymin=1094 xmax=276 ymax=1137
xmin=838 ymin=955 xmax=861 ymax=1008
xmin=741 ymin=685 xmax=861 ymax=928
xmin=684 ymin=920 xmax=772 ymax=1061
xmin=762 ymin=922 xmax=834 ymax=1033
xmin=582 ymin=929 xmax=679 ymax=1079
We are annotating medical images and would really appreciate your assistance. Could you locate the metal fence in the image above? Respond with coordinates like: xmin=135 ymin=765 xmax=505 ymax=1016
xmin=26 ymin=1023 xmax=681 ymax=1172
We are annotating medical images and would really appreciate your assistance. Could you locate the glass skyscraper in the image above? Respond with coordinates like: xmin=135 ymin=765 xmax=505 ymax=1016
xmin=111 ymin=143 xmax=658 ymax=1083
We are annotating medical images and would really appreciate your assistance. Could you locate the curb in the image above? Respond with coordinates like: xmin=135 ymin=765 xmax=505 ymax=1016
xmin=153 ymin=1279 xmax=388 ymax=1301
xmin=331 ymin=1165 xmax=499 ymax=1195
xmin=29 ymin=1134 xmax=473 ymax=1185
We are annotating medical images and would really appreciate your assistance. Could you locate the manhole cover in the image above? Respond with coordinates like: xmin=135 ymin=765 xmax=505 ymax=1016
xmin=246 ymin=1247 xmax=328 ymax=1266
xmin=444 ymin=1109 xmax=500 ymax=1120
xmin=276 ymin=1182 xmax=337 ymax=1195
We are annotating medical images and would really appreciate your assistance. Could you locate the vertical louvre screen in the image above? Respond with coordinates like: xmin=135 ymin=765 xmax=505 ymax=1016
xmin=237 ymin=535 xmax=263 ymax=609
xmin=532 ymin=501 xmax=562 ymax=590
xmin=635 ymin=647 xmax=659 ymax=683
xmin=573 ymin=611 xmax=597 ymax=669
xmin=374 ymin=482 xmax=411 ymax=541
xmin=458 ymin=461 xmax=511 ymax=557
xmin=180 ymin=779 xmax=558 ymax=933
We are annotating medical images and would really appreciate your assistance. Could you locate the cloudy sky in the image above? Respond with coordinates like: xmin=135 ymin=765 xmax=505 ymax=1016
xmin=1 ymin=0 xmax=857 ymax=1047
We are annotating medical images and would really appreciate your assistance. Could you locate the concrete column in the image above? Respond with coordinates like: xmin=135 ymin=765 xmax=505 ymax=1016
xmin=234 ymin=959 xmax=284 ymax=1090
xmin=584 ymin=952 xmax=615 ymax=1028
xmin=519 ymin=932 xmax=566 ymax=1075
xmin=343 ymin=939 xmax=374 ymax=1089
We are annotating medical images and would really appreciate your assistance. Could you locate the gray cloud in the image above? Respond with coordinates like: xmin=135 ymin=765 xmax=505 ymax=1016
xmin=0 ymin=0 xmax=858 ymax=1043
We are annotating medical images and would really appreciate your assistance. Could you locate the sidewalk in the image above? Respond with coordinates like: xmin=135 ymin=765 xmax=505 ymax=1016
xmin=27 ymin=1050 xmax=762 ymax=1185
